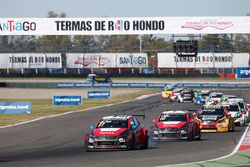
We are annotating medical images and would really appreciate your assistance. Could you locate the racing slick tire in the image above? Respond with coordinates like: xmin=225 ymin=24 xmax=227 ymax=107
xmin=229 ymin=124 xmax=235 ymax=132
xmin=85 ymin=142 xmax=91 ymax=152
xmin=197 ymin=130 xmax=201 ymax=140
xmin=127 ymin=135 xmax=135 ymax=150
xmin=240 ymin=121 xmax=245 ymax=127
xmin=188 ymin=128 xmax=194 ymax=141
xmin=142 ymin=134 xmax=149 ymax=149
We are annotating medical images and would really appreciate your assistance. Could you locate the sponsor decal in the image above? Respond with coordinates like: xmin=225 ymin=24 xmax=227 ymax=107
xmin=0 ymin=20 xmax=36 ymax=32
xmin=119 ymin=54 xmax=147 ymax=66
xmin=158 ymin=121 xmax=186 ymax=128
xmin=236 ymin=67 xmax=250 ymax=79
xmin=111 ymin=83 xmax=129 ymax=87
xmin=0 ymin=53 xmax=61 ymax=69
xmin=174 ymin=55 xmax=232 ymax=63
xmin=181 ymin=19 xmax=233 ymax=30
xmin=93 ymin=83 xmax=111 ymax=87
xmin=93 ymin=128 xmax=127 ymax=136
xmin=53 ymin=96 xmax=82 ymax=105
xmin=57 ymin=83 xmax=74 ymax=88
xmin=163 ymin=121 xmax=181 ymax=125
xmin=0 ymin=102 xmax=32 ymax=114
xmin=88 ymin=91 xmax=111 ymax=98
xmin=9 ymin=55 xmax=60 ymax=64
xmin=240 ymin=70 xmax=250 ymax=76
xmin=202 ymin=115 xmax=217 ymax=120
xmin=147 ymin=83 xmax=165 ymax=88
xmin=129 ymin=83 xmax=147 ymax=87
xmin=74 ymin=55 xmax=111 ymax=67
xmin=74 ymin=83 xmax=92 ymax=87
xmin=100 ymin=128 xmax=120 ymax=132
xmin=55 ymin=19 xmax=165 ymax=32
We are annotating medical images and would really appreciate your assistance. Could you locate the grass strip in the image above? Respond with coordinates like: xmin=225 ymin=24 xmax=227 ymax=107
xmin=0 ymin=88 xmax=159 ymax=126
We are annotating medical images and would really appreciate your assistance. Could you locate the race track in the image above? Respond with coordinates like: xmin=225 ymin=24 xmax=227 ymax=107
xmin=0 ymin=90 xmax=249 ymax=167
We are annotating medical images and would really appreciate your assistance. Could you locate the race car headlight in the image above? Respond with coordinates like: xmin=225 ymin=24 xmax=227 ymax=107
xmin=118 ymin=138 xmax=126 ymax=142
xmin=154 ymin=130 xmax=159 ymax=135
xmin=181 ymin=130 xmax=187 ymax=134
xmin=118 ymin=130 xmax=129 ymax=140
xmin=89 ymin=137 xmax=94 ymax=143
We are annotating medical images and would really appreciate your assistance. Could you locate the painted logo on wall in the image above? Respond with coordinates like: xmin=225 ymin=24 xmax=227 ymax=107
xmin=181 ymin=20 xmax=234 ymax=30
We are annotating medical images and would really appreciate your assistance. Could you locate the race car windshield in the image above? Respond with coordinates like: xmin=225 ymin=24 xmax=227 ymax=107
xmin=200 ymin=109 xmax=224 ymax=116
xmin=211 ymin=94 xmax=223 ymax=98
xmin=238 ymin=102 xmax=244 ymax=110
xmin=201 ymin=93 xmax=210 ymax=97
xmin=228 ymin=105 xmax=240 ymax=111
xmin=97 ymin=119 xmax=128 ymax=128
xmin=159 ymin=114 xmax=187 ymax=122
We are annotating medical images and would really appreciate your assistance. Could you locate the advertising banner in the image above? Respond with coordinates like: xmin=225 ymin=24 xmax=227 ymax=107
xmin=236 ymin=67 xmax=250 ymax=79
xmin=66 ymin=53 xmax=148 ymax=68
xmin=66 ymin=53 xmax=116 ymax=68
xmin=53 ymin=96 xmax=82 ymax=105
xmin=116 ymin=53 xmax=148 ymax=68
xmin=0 ymin=102 xmax=32 ymax=114
xmin=87 ymin=91 xmax=111 ymax=98
xmin=157 ymin=53 xmax=249 ymax=68
xmin=1 ymin=17 xmax=250 ymax=35
xmin=0 ymin=53 xmax=61 ymax=69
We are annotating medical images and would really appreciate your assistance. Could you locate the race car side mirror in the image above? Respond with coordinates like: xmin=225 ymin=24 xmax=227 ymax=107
xmin=89 ymin=125 xmax=95 ymax=132
xmin=131 ymin=125 xmax=137 ymax=130
xmin=152 ymin=119 xmax=157 ymax=124
xmin=247 ymin=104 xmax=250 ymax=109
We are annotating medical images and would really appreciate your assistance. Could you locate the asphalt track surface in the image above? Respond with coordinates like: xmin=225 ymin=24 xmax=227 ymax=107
xmin=0 ymin=90 xmax=249 ymax=167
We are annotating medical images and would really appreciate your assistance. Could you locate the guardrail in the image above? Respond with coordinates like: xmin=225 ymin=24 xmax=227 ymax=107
xmin=1 ymin=81 xmax=250 ymax=89
xmin=56 ymin=82 xmax=250 ymax=89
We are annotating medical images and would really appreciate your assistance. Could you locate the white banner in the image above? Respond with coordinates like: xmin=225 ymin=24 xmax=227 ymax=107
xmin=66 ymin=53 xmax=116 ymax=68
xmin=0 ymin=53 xmax=61 ymax=69
xmin=157 ymin=53 xmax=249 ymax=68
xmin=116 ymin=53 xmax=148 ymax=68
xmin=66 ymin=53 xmax=148 ymax=68
xmin=0 ymin=17 xmax=250 ymax=35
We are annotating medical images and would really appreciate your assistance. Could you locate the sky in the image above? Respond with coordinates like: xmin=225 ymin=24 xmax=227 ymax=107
xmin=0 ymin=0 xmax=250 ymax=18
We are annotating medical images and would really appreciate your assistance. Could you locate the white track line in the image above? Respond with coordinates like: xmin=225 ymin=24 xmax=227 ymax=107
xmin=157 ymin=123 xmax=250 ymax=167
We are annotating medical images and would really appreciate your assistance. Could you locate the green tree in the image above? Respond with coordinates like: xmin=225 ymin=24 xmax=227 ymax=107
xmin=234 ymin=34 xmax=250 ymax=52
xmin=72 ymin=35 xmax=97 ymax=52
xmin=35 ymin=11 xmax=72 ymax=52
xmin=97 ymin=35 xmax=140 ymax=52
xmin=140 ymin=35 xmax=172 ymax=52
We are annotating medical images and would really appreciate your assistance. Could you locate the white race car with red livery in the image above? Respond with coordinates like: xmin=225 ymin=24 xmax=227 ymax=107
xmin=84 ymin=115 xmax=148 ymax=151
xmin=152 ymin=110 xmax=201 ymax=140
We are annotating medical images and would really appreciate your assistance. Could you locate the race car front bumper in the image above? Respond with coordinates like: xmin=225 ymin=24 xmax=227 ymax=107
xmin=153 ymin=129 xmax=188 ymax=140
xmin=200 ymin=123 xmax=229 ymax=132
xmin=87 ymin=136 xmax=128 ymax=150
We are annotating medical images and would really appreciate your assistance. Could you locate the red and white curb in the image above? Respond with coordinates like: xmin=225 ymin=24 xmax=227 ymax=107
xmin=239 ymin=123 xmax=250 ymax=151
xmin=158 ymin=123 xmax=250 ymax=167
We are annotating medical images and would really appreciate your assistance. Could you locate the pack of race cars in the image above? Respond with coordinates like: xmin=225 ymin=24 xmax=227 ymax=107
xmin=84 ymin=86 xmax=250 ymax=151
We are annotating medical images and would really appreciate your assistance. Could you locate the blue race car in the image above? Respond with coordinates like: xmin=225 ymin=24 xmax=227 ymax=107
xmin=193 ymin=90 xmax=211 ymax=105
